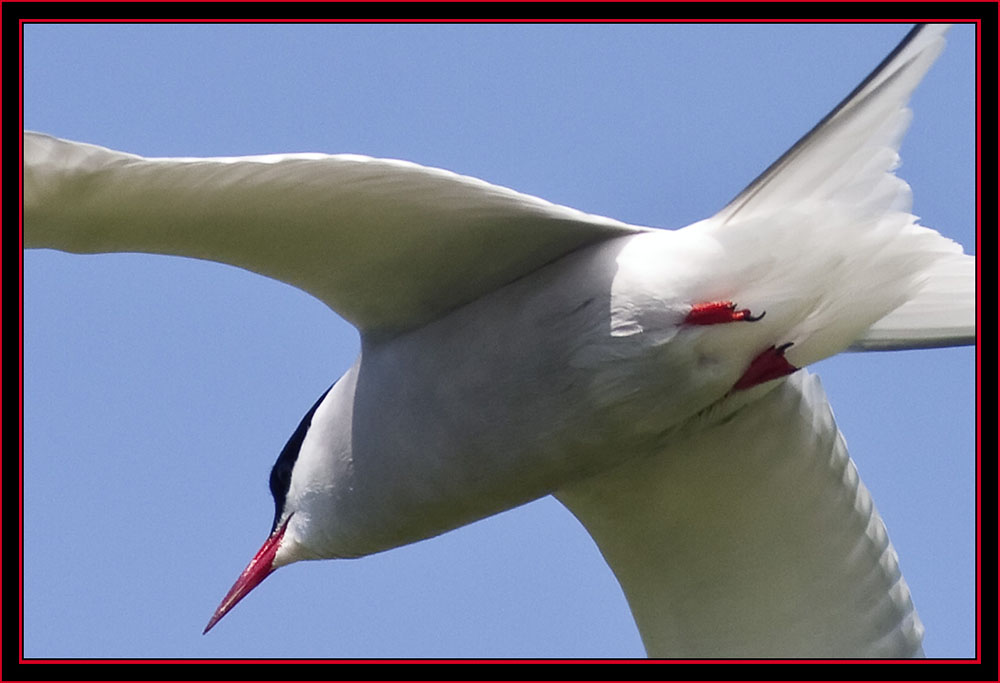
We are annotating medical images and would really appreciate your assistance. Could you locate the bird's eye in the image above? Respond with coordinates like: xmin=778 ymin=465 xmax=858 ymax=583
xmin=267 ymin=384 xmax=334 ymax=533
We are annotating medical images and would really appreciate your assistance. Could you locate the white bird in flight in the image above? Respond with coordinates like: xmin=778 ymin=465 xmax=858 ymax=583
xmin=22 ymin=23 xmax=975 ymax=658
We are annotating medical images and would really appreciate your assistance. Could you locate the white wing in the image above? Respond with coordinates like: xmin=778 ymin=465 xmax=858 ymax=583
xmin=556 ymin=23 xmax=972 ymax=658
xmin=22 ymin=23 xmax=972 ymax=657
xmin=23 ymin=131 xmax=644 ymax=338
xmin=712 ymin=23 xmax=975 ymax=352
xmin=556 ymin=371 xmax=924 ymax=658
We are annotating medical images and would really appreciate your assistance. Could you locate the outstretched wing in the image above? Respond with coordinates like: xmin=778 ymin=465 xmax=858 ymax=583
xmin=23 ymin=132 xmax=645 ymax=338
xmin=711 ymin=23 xmax=975 ymax=352
xmin=556 ymin=371 xmax=924 ymax=658
xmin=554 ymin=23 xmax=971 ymax=657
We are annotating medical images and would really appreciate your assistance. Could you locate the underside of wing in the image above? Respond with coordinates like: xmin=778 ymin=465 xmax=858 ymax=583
xmin=556 ymin=371 xmax=924 ymax=658
xmin=23 ymin=131 xmax=646 ymax=338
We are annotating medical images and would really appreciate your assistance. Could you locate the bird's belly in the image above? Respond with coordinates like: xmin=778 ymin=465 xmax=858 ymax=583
xmin=294 ymin=232 xmax=773 ymax=558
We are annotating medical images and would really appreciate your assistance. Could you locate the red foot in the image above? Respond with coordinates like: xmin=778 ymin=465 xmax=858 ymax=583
xmin=732 ymin=343 xmax=798 ymax=391
xmin=685 ymin=301 xmax=764 ymax=325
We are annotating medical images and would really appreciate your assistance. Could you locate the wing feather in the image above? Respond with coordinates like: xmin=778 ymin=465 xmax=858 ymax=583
xmin=556 ymin=371 xmax=924 ymax=658
xmin=23 ymin=131 xmax=644 ymax=338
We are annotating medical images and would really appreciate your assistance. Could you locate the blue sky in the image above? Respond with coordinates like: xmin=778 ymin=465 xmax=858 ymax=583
xmin=22 ymin=22 xmax=977 ymax=659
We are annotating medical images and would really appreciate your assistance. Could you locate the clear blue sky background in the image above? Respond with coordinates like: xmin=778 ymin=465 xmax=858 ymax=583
xmin=23 ymin=22 xmax=976 ymax=659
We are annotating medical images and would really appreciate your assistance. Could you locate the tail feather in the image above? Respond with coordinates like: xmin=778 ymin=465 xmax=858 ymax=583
xmin=697 ymin=23 xmax=974 ymax=362
xmin=849 ymin=253 xmax=976 ymax=351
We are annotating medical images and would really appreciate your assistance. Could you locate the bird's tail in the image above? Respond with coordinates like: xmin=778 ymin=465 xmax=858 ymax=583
xmin=848 ymin=252 xmax=976 ymax=351
xmin=700 ymin=23 xmax=976 ymax=360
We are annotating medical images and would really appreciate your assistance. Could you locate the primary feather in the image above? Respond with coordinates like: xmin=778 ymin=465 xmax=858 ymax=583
xmin=22 ymin=23 xmax=973 ymax=657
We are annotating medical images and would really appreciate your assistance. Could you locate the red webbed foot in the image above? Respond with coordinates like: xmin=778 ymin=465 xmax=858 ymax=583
xmin=685 ymin=301 xmax=765 ymax=325
xmin=732 ymin=342 xmax=798 ymax=391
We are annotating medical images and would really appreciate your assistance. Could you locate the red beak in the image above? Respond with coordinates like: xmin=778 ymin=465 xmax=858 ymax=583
xmin=203 ymin=518 xmax=290 ymax=634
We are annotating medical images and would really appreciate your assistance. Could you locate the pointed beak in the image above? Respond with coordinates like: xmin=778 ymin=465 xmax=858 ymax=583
xmin=203 ymin=518 xmax=290 ymax=634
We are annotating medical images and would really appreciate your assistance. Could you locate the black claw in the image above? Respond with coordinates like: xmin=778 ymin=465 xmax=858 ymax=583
xmin=744 ymin=310 xmax=766 ymax=322
xmin=776 ymin=341 xmax=794 ymax=353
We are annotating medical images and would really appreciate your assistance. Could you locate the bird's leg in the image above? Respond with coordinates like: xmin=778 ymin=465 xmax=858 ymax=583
xmin=684 ymin=300 xmax=765 ymax=325
xmin=732 ymin=342 xmax=798 ymax=391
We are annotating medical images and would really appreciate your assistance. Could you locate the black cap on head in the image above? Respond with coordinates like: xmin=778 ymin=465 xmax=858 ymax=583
xmin=268 ymin=384 xmax=334 ymax=533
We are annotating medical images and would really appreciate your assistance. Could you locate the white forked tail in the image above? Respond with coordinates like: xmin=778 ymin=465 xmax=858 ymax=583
xmin=557 ymin=23 xmax=972 ymax=658
xmin=849 ymin=252 xmax=977 ymax=351
xmin=705 ymin=22 xmax=975 ymax=360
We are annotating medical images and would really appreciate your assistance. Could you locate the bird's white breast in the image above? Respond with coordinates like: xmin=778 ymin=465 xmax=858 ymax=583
xmin=280 ymin=228 xmax=780 ymax=562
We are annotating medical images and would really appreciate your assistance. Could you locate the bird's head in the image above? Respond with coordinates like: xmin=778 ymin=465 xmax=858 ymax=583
xmin=203 ymin=386 xmax=333 ymax=634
